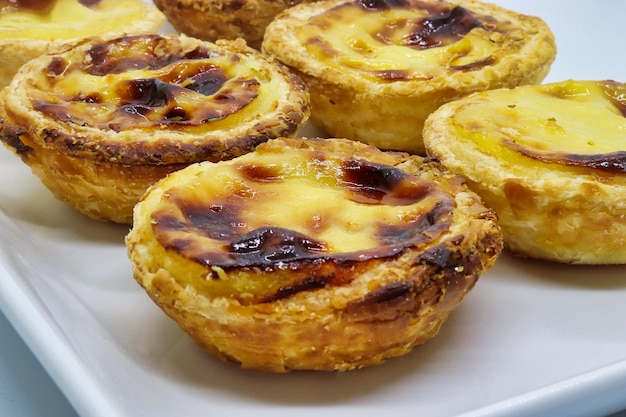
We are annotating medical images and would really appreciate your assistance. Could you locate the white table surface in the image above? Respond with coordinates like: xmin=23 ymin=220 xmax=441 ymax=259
xmin=0 ymin=309 xmax=624 ymax=417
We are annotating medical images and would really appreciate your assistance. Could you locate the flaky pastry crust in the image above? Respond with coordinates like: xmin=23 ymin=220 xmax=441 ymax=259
xmin=126 ymin=137 xmax=502 ymax=372
xmin=423 ymin=80 xmax=626 ymax=264
xmin=0 ymin=0 xmax=165 ymax=87
xmin=153 ymin=0 xmax=316 ymax=50
xmin=0 ymin=34 xmax=310 ymax=224
xmin=262 ymin=0 xmax=556 ymax=154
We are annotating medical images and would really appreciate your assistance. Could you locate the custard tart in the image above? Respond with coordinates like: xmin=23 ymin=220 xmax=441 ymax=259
xmin=126 ymin=137 xmax=503 ymax=372
xmin=423 ymin=79 xmax=626 ymax=264
xmin=152 ymin=0 xmax=316 ymax=50
xmin=0 ymin=0 xmax=165 ymax=87
xmin=262 ymin=0 xmax=556 ymax=154
xmin=0 ymin=34 xmax=310 ymax=224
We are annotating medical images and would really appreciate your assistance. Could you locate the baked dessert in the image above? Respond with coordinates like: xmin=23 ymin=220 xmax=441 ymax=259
xmin=0 ymin=34 xmax=310 ymax=224
xmin=126 ymin=137 xmax=503 ymax=372
xmin=262 ymin=0 xmax=557 ymax=154
xmin=423 ymin=79 xmax=626 ymax=264
xmin=0 ymin=0 xmax=165 ymax=87
xmin=152 ymin=0 xmax=316 ymax=50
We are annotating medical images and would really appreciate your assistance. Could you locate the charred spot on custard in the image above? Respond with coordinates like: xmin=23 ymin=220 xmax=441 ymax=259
xmin=349 ymin=1 xmax=486 ymax=51
xmin=228 ymin=226 xmax=329 ymax=266
xmin=600 ymin=80 xmax=626 ymax=118
xmin=85 ymin=35 xmax=215 ymax=76
xmin=237 ymin=163 xmax=284 ymax=183
xmin=358 ymin=0 xmax=405 ymax=10
xmin=154 ymin=200 xmax=333 ymax=268
xmin=377 ymin=200 xmax=453 ymax=245
xmin=46 ymin=57 xmax=70 ymax=77
xmin=86 ymin=35 xmax=166 ymax=76
xmin=183 ymin=201 xmax=244 ymax=241
xmin=112 ymin=72 xmax=255 ymax=124
xmin=78 ymin=0 xmax=102 ymax=7
xmin=504 ymin=138 xmax=626 ymax=174
xmin=341 ymin=158 xmax=434 ymax=205
xmin=371 ymin=3 xmax=485 ymax=50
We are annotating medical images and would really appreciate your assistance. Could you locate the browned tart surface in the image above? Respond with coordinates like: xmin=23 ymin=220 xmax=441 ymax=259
xmin=126 ymin=137 xmax=503 ymax=372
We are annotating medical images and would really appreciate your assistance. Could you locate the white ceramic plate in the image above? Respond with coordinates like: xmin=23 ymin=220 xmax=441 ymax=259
xmin=1 ymin=1 xmax=626 ymax=417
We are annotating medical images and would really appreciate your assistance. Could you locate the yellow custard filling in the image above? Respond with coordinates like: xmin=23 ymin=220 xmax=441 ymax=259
xmin=296 ymin=1 xmax=500 ymax=81
xmin=0 ymin=0 xmax=158 ymax=40
xmin=451 ymin=80 xmax=626 ymax=174
xmin=143 ymin=140 xmax=455 ymax=299
xmin=152 ymin=146 xmax=451 ymax=256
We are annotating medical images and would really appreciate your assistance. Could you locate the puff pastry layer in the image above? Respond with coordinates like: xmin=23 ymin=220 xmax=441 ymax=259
xmin=0 ymin=34 xmax=310 ymax=224
xmin=126 ymin=137 xmax=503 ymax=372
xmin=153 ymin=0 xmax=316 ymax=50
xmin=0 ymin=0 xmax=165 ymax=87
xmin=424 ymin=80 xmax=626 ymax=264
xmin=262 ymin=0 xmax=556 ymax=154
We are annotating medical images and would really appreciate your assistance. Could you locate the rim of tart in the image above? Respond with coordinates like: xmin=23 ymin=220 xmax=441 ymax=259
xmin=262 ymin=0 xmax=556 ymax=154
xmin=126 ymin=137 xmax=503 ymax=372
xmin=0 ymin=0 xmax=165 ymax=87
xmin=423 ymin=79 xmax=626 ymax=264
xmin=0 ymin=34 xmax=310 ymax=224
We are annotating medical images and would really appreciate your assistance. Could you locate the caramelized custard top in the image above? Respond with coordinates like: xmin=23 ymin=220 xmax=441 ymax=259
xmin=28 ymin=35 xmax=275 ymax=135
xmin=451 ymin=80 xmax=626 ymax=174
xmin=150 ymin=140 xmax=456 ymax=270
xmin=296 ymin=0 xmax=512 ymax=81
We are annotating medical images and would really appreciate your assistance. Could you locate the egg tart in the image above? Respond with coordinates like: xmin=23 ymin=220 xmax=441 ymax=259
xmin=152 ymin=0 xmax=316 ymax=50
xmin=423 ymin=80 xmax=626 ymax=264
xmin=0 ymin=34 xmax=310 ymax=224
xmin=0 ymin=0 xmax=165 ymax=88
xmin=126 ymin=137 xmax=503 ymax=372
xmin=262 ymin=0 xmax=556 ymax=154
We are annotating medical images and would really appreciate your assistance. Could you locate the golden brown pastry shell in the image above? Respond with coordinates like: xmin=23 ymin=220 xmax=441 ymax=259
xmin=423 ymin=88 xmax=626 ymax=265
xmin=126 ymin=137 xmax=503 ymax=372
xmin=262 ymin=0 xmax=557 ymax=154
xmin=153 ymin=0 xmax=315 ymax=50
xmin=0 ymin=35 xmax=310 ymax=224
xmin=0 ymin=0 xmax=165 ymax=87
